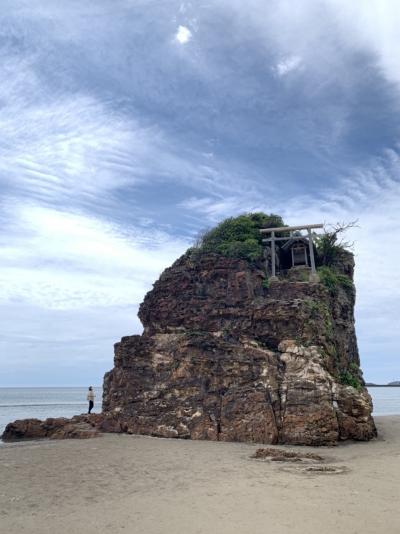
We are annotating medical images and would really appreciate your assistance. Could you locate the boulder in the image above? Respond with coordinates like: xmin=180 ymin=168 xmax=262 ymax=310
xmin=2 ymin=415 xmax=101 ymax=442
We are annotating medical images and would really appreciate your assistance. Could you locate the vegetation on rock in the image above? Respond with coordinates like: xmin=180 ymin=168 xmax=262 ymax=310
xmin=340 ymin=370 xmax=362 ymax=389
xmin=194 ymin=213 xmax=284 ymax=262
xmin=191 ymin=213 xmax=355 ymax=297
xmin=314 ymin=221 xmax=356 ymax=267
xmin=317 ymin=266 xmax=353 ymax=294
xmin=193 ymin=213 xmax=355 ymax=271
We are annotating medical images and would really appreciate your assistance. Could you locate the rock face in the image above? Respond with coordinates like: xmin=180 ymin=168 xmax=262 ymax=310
xmin=102 ymin=252 xmax=377 ymax=445
xmin=2 ymin=415 xmax=101 ymax=441
xmin=1 ymin=413 xmax=125 ymax=442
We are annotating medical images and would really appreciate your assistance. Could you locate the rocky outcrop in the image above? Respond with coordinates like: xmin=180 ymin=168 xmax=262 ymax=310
xmin=1 ymin=414 xmax=124 ymax=442
xmin=2 ymin=415 xmax=101 ymax=441
xmin=2 ymin=251 xmax=376 ymax=445
xmin=102 ymin=252 xmax=376 ymax=445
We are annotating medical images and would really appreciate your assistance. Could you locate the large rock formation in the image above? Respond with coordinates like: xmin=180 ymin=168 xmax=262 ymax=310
xmin=1 ymin=246 xmax=377 ymax=445
xmin=102 ymin=251 xmax=376 ymax=445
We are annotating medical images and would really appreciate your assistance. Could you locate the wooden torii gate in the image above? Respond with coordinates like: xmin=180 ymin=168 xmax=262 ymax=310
xmin=260 ymin=223 xmax=323 ymax=282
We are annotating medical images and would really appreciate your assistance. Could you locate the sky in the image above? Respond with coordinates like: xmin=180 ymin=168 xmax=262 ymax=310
xmin=0 ymin=0 xmax=399 ymax=386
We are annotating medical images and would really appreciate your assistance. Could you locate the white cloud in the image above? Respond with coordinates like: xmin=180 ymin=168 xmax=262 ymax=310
xmin=0 ymin=98 xmax=138 ymax=195
xmin=0 ymin=203 xmax=188 ymax=310
xmin=224 ymin=0 xmax=400 ymax=91
xmin=274 ymin=55 xmax=302 ymax=76
xmin=0 ymin=54 xmax=147 ymax=203
xmin=0 ymin=49 xmax=237 ymax=208
xmin=0 ymin=52 xmax=260 ymax=217
xmin=324 ymin=0 xmax=400 ymax=86
xmin=175 ymin=25 xmax=192 ymax=44
xmin=180 ymin=195 xmax=267 ymax=223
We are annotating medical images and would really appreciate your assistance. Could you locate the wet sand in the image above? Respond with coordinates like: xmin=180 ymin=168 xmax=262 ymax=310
xmin=1 ymin=415 xmax=399 ymax=534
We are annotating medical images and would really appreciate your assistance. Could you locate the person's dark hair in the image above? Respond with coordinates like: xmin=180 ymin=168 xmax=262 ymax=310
xmin=89 ymin=386 xmax=93 ymax=390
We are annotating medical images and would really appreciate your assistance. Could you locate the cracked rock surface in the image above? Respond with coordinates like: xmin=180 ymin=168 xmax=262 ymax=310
xmin=102 ymin=252 xmax=376 ymax=445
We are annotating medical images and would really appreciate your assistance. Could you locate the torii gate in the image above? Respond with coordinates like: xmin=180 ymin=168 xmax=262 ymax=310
xmin=260 ymin=223 xmax=323 ymax=282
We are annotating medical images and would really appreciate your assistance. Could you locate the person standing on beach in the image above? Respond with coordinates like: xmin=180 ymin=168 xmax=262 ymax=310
xmin=87 ymin=386 xmax=95 ymax=414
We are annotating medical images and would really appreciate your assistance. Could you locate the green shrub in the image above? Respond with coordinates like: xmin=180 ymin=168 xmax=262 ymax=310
xmin=317 ymin=266 xmax=337 ymax=292
xmin=317 ymin=266 xmax=352 ymax=295
xmin=315 ymin=222 xmax=356 ymax=267
xmin=196 ymin=213 xmax=285 ymax=262
xmin=339 ymin=370 xmax=361 ymax=389
xmin=315 ymin=233 xmax=342 ymax=267
xmin=218 ymin=238 xmax=262 ymax=261
xmin=337 ymin=273 xmax=353 ymax=290
xmin=303 ymin=298 xmax=334 ymax=340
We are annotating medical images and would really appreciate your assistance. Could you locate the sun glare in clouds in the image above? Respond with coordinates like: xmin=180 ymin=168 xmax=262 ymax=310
xmin=175 ymin=25 xmax=192 ymax=44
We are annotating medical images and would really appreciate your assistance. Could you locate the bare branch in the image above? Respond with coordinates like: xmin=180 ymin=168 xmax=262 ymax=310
xmin=315 ymin=220 xmax=359 ymax=266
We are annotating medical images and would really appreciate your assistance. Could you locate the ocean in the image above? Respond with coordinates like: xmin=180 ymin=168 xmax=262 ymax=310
xmin=0 ymin=387 xmax=102 ymax=437
xmin=0 ymin=386 xmax=399 ymax=437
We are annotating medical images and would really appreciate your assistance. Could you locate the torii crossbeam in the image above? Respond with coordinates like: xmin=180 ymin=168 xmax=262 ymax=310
xmin=260 ymin=223 xmax=323 ymax=281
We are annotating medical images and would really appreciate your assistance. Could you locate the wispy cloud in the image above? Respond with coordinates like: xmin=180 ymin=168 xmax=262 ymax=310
xmin=0 ymin=201 xmax=188 ymax=385
xmin=0 ymin=203 xmax=188 ymax=310
xmin=274 ymin=55 xmax=302 ymax=77
xmin=180 ymin=195 xmax=270 ymax=223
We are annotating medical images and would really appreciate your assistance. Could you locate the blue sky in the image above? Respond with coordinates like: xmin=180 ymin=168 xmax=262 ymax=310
xmin=1 ymin=0 xmax=399 ymax=385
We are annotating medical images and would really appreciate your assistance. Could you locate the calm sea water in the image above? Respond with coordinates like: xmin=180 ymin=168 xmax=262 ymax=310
xmin=0 ymin=387 xmax=102 ymax=436
xmin=367 ymin=387 xmax=400 ymax=416
xmin=0 ymin=386 xmax=399 ymax=437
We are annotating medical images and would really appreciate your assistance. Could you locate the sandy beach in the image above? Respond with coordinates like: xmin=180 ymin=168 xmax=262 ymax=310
xmin=1 ymin=415 xmax=399 ymax=534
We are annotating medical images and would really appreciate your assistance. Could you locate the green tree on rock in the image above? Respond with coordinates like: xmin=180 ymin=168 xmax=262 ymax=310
xmin=195 ymin=213 xmax=284 ymax=262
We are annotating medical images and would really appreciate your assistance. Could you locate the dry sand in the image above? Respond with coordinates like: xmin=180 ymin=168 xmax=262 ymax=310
xmin=1 ymin=415 xmax=399 ymax=534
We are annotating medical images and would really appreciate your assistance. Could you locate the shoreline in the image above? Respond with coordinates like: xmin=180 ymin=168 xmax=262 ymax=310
xmin=1 ymin=415 xmax=399 ymax=533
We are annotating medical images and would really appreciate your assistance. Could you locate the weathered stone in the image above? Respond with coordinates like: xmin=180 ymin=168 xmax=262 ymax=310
xmin=102 ymin=252 xmax=376 ymax=445
xmin=1 ymin=414 xmax=102 ymax=441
